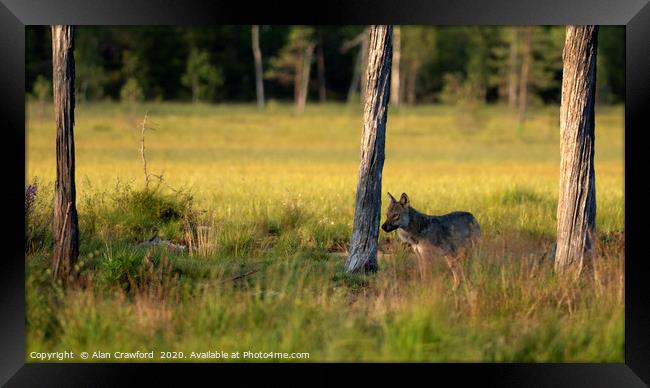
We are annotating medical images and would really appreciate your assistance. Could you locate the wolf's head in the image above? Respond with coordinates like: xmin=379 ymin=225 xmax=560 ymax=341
xmin=381 ymin=192 xmax=410 ymax=232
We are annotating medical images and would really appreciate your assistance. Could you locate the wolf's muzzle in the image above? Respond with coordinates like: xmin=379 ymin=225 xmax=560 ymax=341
xmin=381 ymin=222 xmax=398 ymax=232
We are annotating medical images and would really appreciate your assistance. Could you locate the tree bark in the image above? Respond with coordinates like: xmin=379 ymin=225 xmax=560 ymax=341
xmin=406 ymin=60 xmax=420 ymax=106
xmin=51 ymin=25 xmax=79 ymax=281
xmin=347 ymin=47 xmax=362 ymax=103
xmin=517 ymin=27 xmax=532 ymax=126
xmin=507 ymin=27 xmax=519 ymax=110
xmin=251 ymin=25 xmax=265 ymax=109
xmin=296 ymin=42 xmax=315 ymax=115
xmin=359 ymin=28 xmax=370 ymax=104
xmin=555 ymin=25 xmax=599 ymax=279
xmin=316 ymin=28 xmax=327 ymax=103
xmin=399 ymin=62 xmax=407 ymax=107
xmin=294 ymin=48 xmax=302 ymax=110
xmin=346 ymin=25 xmax=392 ymax=274
xmin=390 ymin=26 xmax=401 ymax=107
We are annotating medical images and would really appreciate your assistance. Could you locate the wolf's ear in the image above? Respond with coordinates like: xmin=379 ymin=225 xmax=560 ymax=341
xmin=400 ymin=193 xmax=410 ymax=207
xmin=387 ymin=192 xmax=397 ymax=203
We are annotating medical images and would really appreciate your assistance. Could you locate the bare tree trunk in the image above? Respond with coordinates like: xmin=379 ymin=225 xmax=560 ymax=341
xmin=346 ymin=25 xmax=392 ymax=274
xmin=341 ymin=29 xmax=366 ymax=103
xmin=293 ymin=48 xmax=302 ymax=111
xmin=507 ymin=27 xmax=519 ymax=109
xmin=346 ymin=28 xmax=370 ymax=104
xmin=80 ymin=81 xmax=88 ymax=105
xmin=517 ymin=27 xmax=532 ymax=127
xmin=390 ymin=26 xmax=401 ymax=107
xmin=296 ymin=42 xmax=315 ymax=115
xmin=406 ymin=60 xmax=419 ymax=105
xmin=399 ymin=62 xmax=407 ymax=107
xmin=316 ymin=28 xmax=327 ymax=103
xmin=192 ymin=83 xmax=199 ymax=103
xmin=347 ymin=48 xmax=362 ymax=103
xmin=555 ymin=25 xmax=599 ymax=279
xmin=51 ymin=25 xmax=79 ymax=281
xmin=251 ymin=25 xmax=265 ymax=109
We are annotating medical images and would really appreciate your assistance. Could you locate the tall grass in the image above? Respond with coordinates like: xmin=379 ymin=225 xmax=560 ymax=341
xmin=25 ymin=102 xmax=624 ymax=362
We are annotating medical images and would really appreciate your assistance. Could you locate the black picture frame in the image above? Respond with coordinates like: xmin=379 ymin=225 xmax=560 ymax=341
xmin=2 ymin=0 xmax=649 ymax=386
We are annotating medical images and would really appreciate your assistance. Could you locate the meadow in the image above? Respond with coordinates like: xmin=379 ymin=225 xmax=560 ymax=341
xmin=25 ymin=101 xmax=624 ymax=362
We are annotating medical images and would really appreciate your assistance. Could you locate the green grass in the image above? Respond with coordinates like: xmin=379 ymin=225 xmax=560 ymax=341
xmin=25 ymin=101 xmax=624 ymax=362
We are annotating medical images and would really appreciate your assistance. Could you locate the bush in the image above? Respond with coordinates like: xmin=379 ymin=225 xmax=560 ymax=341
xmin=181 ymin=49 xmax=223 ymax=102
xmin=120 ymin=77 xmax=144 ymax=105
xmin=32 ymin=75 xmax=51 ymax=104
xmin=105 ymin=183 xmax=194 ymax=243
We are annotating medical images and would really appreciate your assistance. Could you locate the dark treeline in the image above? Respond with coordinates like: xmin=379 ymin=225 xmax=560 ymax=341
xmin=26 ymin=25 xmax=624 ymax=106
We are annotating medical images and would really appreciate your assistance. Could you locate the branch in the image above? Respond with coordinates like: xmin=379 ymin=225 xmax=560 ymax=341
xmin=340 ymin=32 xmax=365 ymax=53
xmin=140 ymin=110 xmax=150 ymax=189
xmin=219 ymin=268 xmax=260 ymax=284
xmin=149 ymin=172 xmax=183 ymax=194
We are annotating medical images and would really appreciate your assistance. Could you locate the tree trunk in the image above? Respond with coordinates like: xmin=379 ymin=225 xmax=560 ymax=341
xmin=399 ymin=62 xmax=407 ymax=107
xmin=51 ymin=25 xmax=79 ymax=281
xmin=406 ymin=60 xmax=419 ymax=106
xmin=347 ymin=47 xmax=362 ymax=103
xmin=346 ymin=28 xmax=370 ymax=105
xmin=346 ymin=25 xmax=392 ymax=274
xmin=294 ymin=49 xmax=303 ymax=111
xmin=517 ymin=27 xmax=532 ymax=127
xmin=390 ymin=26 xmax=401 ymax=107
xmin=316 ymin=29 xmax=327 ymax=103
xmin=555 ymin=25 xmax=599 ymax=279
xmin=251 ymin=25 xmax=265 ymax=109
xmin=507 ymin=27 xmax=519 ymax=109
xmin=80 ymin=81 xmax=88 ymax=105
xmin=296 ymin=42 xmax=315 ymax=115
xmin=192 ymin=83 xmax=199 ymax=103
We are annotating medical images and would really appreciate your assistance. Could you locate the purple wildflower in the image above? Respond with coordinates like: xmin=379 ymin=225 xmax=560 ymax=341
xmin=25 ymin=180 xmax=38 ymax=215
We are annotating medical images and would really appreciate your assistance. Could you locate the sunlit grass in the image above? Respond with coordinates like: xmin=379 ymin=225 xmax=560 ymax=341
xmin=25 ymin=101 xmax=624 ymax=362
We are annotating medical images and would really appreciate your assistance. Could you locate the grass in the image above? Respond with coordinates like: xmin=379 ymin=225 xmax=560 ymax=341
xmin=25 ymin=101 xmax=624 ymax=362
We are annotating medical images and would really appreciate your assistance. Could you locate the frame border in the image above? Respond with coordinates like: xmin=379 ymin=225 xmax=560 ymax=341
xmin=3 ymin=0 xmax=649 ymax=385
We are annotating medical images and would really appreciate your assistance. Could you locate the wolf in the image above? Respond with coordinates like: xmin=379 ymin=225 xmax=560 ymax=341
xmin=381 ymin=192 xmax=481 ymax=289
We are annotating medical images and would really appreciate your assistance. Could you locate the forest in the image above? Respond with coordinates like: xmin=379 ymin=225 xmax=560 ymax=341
xmin=26 ymin=26 xmax=624 ymax=107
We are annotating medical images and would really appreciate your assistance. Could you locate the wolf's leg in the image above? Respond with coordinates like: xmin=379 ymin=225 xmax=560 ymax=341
xmin=446 ymin=255 xmax=464 ymax=291
xmin=468 ymin=237 xmax=480 ymax=259
xmin=413 ymin=245 xmax=425 ymax=281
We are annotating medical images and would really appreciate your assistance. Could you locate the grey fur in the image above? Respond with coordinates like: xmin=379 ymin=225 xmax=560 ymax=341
xmin=381 ymin=192 xmax=481 ymax=287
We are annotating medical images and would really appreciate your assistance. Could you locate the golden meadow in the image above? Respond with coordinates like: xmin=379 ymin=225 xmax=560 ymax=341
xmin=25 ymin=101 xmax=623 ymax=362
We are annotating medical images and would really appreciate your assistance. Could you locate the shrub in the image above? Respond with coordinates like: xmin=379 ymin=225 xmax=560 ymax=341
xmin=120 ymin=77 xmax=144 ymax=105
xmin=32 ymin=75 xmax=51 ymax=104
xmin=106 ymin=183 xmax=193 ymax=243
